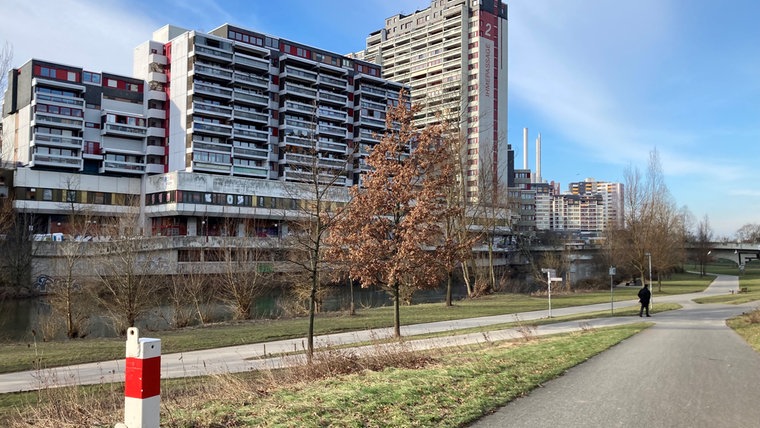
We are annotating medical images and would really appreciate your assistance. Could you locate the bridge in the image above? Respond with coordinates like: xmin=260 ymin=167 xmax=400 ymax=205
xmin=702 ymin=242 xmax=760 ymax=269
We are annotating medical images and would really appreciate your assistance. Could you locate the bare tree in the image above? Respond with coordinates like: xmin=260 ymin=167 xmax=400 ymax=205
xmin=694 ymin=214 xmax=713 ymax=276
xmin=278 ymin=97 xmax=355 ymax=362
xmin=0 ymin=41 xmax=11 ymax=91
xmin=736 ymin=223 xmax=760 ymax=243
xmin=47 ymin=176 xmax=96 ymax=338
xmin=166 ymin=264 xmax=215 ymax=328
xmin=611 ymin=149 xmax=686 ymax=289
xmin=92 ymin=198 xmax=160 ymax=334
xmin=328 ymin=97 xmax=454 ymax=338
xmin=214 ymin=233 xmax=276 ymax=321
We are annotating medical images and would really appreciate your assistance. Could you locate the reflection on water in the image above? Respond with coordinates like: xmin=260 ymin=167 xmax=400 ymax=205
xmin=0 ymin=283 xmax=468 ymax=342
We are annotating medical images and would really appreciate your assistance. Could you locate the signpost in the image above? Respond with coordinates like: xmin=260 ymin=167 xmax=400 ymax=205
xmin=609 ymin=266 xmax=616 ymax=314
xmin=541 ymin=268 xmax=563 ymax=318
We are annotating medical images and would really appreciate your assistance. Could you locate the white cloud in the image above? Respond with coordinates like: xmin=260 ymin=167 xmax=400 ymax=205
xmin=0 ymin=0 xmax=159 ymax=75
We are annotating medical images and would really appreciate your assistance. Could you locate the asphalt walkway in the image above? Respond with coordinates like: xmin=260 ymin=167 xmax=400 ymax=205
xmin=470 ymin=274 xmax=760 ymax=428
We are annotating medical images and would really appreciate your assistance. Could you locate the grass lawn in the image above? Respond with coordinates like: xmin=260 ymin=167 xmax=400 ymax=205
xmin=0 ymin=272 xmax=711 ymax=374
xmin=0 ymin=323 xmax=650 ymax=427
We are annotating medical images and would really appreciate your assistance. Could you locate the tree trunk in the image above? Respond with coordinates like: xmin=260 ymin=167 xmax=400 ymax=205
xmin=393 ymin=282 xmax=401 ymax=338
xmin=349 ymin=277 xmax=355 ymax=316
xmin=445 ymin=271 xmax=453 ymax=307
xmin=307 ymin=268 xmax=318 ymax=364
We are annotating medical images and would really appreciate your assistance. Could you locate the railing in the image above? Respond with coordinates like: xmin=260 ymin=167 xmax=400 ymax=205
xmin=103 ymin=123 xmax=147 ymax=137
xmin=33 ymin=133 xmax=83 ymax=147
xmin=194 ymin=45 xmax=233 ymax=62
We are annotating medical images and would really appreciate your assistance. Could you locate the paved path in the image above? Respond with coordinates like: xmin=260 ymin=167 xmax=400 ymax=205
xmin=470 ymin=274 xmax=760 ymax=428
xmin=1 ymin=274 xmax=756 ymax=414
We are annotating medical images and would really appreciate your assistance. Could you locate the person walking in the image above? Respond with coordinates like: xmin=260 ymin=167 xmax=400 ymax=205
xmin=638 ymin=283 xmax=651 ymax=317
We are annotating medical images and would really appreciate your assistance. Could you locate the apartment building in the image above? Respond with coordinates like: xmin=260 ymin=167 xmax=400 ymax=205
xmin=568 ymin=178 xmax=624 ymax=230
xmin=1 ymin=23 xmax=406 ymax=234
xmin=0 ymin=23 xmax=410 ymax=278
xmin=358 ymin=0 xmax=511 ymax=201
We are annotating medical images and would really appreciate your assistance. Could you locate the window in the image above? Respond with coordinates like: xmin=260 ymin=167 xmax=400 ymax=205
xmin=67 ymin=71 xmax=77 ymax=82
xmin=107 ymin=79 xmax=117 ymax=88
xmin=40 ymin=67 xmax=55 ymax=78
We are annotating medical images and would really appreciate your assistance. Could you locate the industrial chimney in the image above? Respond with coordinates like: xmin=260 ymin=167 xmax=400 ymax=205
xmin=523 ymin=128 xmax=529 ymax=169
xmin=535 ymin=133 xmax=542 ymax=184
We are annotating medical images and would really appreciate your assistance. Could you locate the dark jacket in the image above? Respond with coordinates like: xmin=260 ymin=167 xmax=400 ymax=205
xmin=638 ymin=286 xmax=651 ymax=305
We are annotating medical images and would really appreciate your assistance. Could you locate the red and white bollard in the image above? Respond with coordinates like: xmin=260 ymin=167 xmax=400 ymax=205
xmin=115 ymin=327 xmax=161 ymax=428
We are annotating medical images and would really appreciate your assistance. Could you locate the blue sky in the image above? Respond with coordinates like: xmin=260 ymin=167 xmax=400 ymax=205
xmin=1 ymin=0 xmax=759 ymax=237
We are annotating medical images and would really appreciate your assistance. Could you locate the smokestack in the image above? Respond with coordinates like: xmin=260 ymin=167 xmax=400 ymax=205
xmin=536 ymin=133 xmax=542 ymax=183
xmin=522 ymin=128 xmax=528 ymax=169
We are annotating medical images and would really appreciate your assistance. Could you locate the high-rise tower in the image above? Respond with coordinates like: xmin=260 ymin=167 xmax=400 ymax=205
xmin=360 ymin=0 xmax=510 ymax=201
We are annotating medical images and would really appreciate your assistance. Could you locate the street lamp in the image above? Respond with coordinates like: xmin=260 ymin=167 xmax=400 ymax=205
xmin=645 ymin=252 xmax=653 ymax=311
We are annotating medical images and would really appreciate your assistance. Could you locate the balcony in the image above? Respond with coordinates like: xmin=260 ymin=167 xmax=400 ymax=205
xmin=191 ymin=101 xmax=233 ymax=118
xmin=317 ymin=124 xmax=347 ymax=138
xmin=148 ymin=53 xmax=167 ymax=66
xmin=360 ymin=99 xmax=388 ymax=111
xmin=234 ymin=54 xmax=269 ymax=71
xmin=281 ymin=100 xmax=316 ymax=116
xmin=283 ymin=66 xmax=317 ymax=83
xmin=233 ymin=89 xmax=269 ymax=107
xmin=32 ymin=113 xmax=84 ymax=130
xmin=192 ymin=121 xmax=232 ymax=137
xmin=233 ymin=127 xmax=269 ymax=142
xmin=317 ymin=74 xmax=347 ymax=89
xmin=146 ymin=145 xmax=165 ymax=156
xmin=359 ymin=84 xmax=387 ymax=97
xmin=282 ymin=134 xmax=314 ymax=148
xmin=147 ymin=90 xmax=166 ymax=101
xmin=317 ymin=107 xmax=347 ymax=121
xmin=233 ymin=145 xmax=268 ymax=160
xmin=233 ymin=72 xmax=268 ymax=89
xmin=357 ymin=129 xmax=380 ymax=143
xmin=317 ymin=90 xmax=348 ymax=106
xmin=102 ymin=160 xmax=146 ymax=175
xmin=146 ymin=127 xmax=165 ymax=138
xmin=282 ymin=83 xmax=317 ymax=99
xmin=147 ymin=71 xmax=167 ymax=84
xmin=192 ymin=45 xmax=233 ymax=63
xmin=232 ymin=108 xmax=268 ymax=124
xmin=31 ymin=153 xmax=82 ymax=169
xmin=358 ymin=115 xmax=386 ymax=129
xmin=193 ymin=63 xmax=233 ymax=82
xmin=193 ymin=161 xmax=232 ymax=173
xmin=283 ymin=168 xmax=347 ymax=186
xmin=317 ymin=140 xmax=347 ymax=154
xmin=145 ymin=163 xmax=165 ymax=174
xmin=146 ymin=108 xmax=166 ymax=119
xmin=32 ymin=132 xmax=83 ymax=149
xmin=318 ymin=156 xmax=347 ymax=169
xmin=233 ymin=165 xmax=268 ymax=178
xmin=32 ymin=77 xmax=85 ymax=92
xmin=33 ymin=92 xmax=85 ymax=108
xmin=102 ymin=123 xmax=147 ymax=138
xmin=193 ymin=81 xmax=233 ymax=99
xmin=283 ymin=152 xmax=314 ymax=166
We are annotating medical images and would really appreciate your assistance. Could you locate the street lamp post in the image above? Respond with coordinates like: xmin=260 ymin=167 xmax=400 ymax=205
xmin=645 ymin=252 xmax=653 ymax=311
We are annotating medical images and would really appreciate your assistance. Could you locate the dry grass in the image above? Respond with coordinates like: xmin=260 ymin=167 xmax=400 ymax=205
xmin=4 ymin=341 xmax=435 ymax=428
